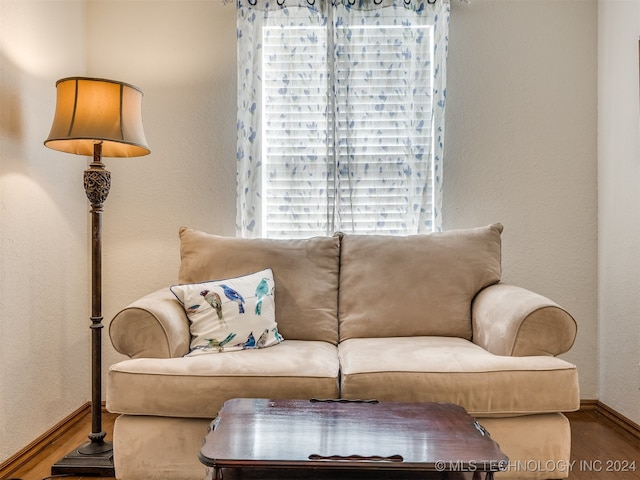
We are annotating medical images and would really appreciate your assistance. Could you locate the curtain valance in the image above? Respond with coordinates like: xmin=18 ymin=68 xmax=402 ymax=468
xmin=238 ymin=0 xmax=442 ymax=12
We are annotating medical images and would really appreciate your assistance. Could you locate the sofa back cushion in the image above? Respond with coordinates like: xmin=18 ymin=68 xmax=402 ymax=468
xmin=338 ymin=224 xmax=503 ymax=341
xmin=178 ymin=228 xmax=340 ymax=344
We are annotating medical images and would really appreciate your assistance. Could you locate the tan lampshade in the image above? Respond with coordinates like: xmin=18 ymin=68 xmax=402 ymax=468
xmin=45 ymin=77 xmax=150 ymax=158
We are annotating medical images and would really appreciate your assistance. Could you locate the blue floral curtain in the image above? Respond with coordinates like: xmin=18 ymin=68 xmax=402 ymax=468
xmin=237 ymin=0 xmax=449 ymax=238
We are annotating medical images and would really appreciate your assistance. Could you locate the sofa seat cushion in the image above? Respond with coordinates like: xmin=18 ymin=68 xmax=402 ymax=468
xmin=107 ymin=340 xmax=339 ymax=418
xmin=338 ymin=337 xmax=579 ymax=416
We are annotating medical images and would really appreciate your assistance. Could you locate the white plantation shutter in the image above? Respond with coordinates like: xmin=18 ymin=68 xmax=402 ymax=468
xmin=333 ymin=24 xmax=435 ymax=235
xmin=262 ymin=26 xmax=332 ymax=238
xmin=237 ymin=0 xmax=449 ymax=239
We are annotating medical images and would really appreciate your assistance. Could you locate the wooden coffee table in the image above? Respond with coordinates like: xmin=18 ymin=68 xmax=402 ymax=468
xmin=199 ymin=398 xmax=509 ymax=480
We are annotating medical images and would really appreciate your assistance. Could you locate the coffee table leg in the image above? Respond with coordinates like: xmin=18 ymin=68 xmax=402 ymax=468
xmin=470 ymin=472 xmax=494 ymax=480
xmin=206 ymin=467 xmax=222 ymax=480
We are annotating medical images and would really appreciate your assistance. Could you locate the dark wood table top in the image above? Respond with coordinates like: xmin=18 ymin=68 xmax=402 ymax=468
xmin=199 ymin=398 xmax=508 ymax=476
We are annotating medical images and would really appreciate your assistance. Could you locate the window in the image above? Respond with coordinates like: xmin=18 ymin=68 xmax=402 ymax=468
xmin=237 ymin=0 xmax=449 ymax=238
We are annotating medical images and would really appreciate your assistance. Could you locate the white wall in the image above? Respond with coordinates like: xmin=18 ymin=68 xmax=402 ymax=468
xmin=598 ymin=0 xmax=640 ymax=424
xmin=0 ymin=0 xmax=89 ymax=463
xmin=83 ymin=0 xmax=238 ymax=373
xmin=447 ymin=0 xmax=599 ymax=399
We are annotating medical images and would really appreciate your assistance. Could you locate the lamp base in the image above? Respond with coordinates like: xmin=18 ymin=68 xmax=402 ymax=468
xmin=51 ymin=440 xmax=115 ymax=477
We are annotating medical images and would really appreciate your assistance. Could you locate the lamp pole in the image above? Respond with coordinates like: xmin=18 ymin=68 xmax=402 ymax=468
xmin=51 ymin=142 xmax=115 ymax=475
xmin=83 ymin=141 xmax=111 ymax=452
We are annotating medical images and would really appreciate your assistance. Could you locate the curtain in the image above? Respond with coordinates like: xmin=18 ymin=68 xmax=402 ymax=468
xmin=237 ymin=0 xmax=449 ymax=238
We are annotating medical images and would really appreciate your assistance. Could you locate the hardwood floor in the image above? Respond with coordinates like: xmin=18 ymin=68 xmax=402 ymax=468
xmin=3 ymin=410 xmax=639 ymax=480
xmin=565 ymin=410 xmax=640 ymax=480
xmin=3 ymin=410 xmax=117 ymax=480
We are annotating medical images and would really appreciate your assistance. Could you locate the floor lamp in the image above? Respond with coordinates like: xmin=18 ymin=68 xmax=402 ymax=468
xmin=44 ymin=77 xmax=150 ymax=476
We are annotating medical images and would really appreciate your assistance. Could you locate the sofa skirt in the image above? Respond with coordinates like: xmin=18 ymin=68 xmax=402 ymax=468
xmin=480 ymin=413 xmax=571 ymax=479
xmin=113 ymin=415 xmax=210 ymax=480
xmin=112 ymin=412 xmax=571 ymax=480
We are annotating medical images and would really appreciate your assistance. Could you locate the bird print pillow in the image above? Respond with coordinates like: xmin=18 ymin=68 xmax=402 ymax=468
xmin=170 ymin=268 xmax=283 ymax=355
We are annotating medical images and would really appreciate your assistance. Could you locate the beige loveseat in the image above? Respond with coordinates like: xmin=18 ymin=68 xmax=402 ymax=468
xmin=107 ymin=223 xmax=579 ymax=480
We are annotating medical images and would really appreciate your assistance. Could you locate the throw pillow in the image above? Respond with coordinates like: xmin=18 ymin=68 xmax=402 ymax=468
xmin=170 ymin=268 xmax=284 ymax=355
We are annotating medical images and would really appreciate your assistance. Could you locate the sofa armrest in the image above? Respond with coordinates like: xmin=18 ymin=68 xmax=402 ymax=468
xmin=109 ymin=288 xmax=191 ymax=359
xmin=472 ymin=283 xmax=577 ymax=357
